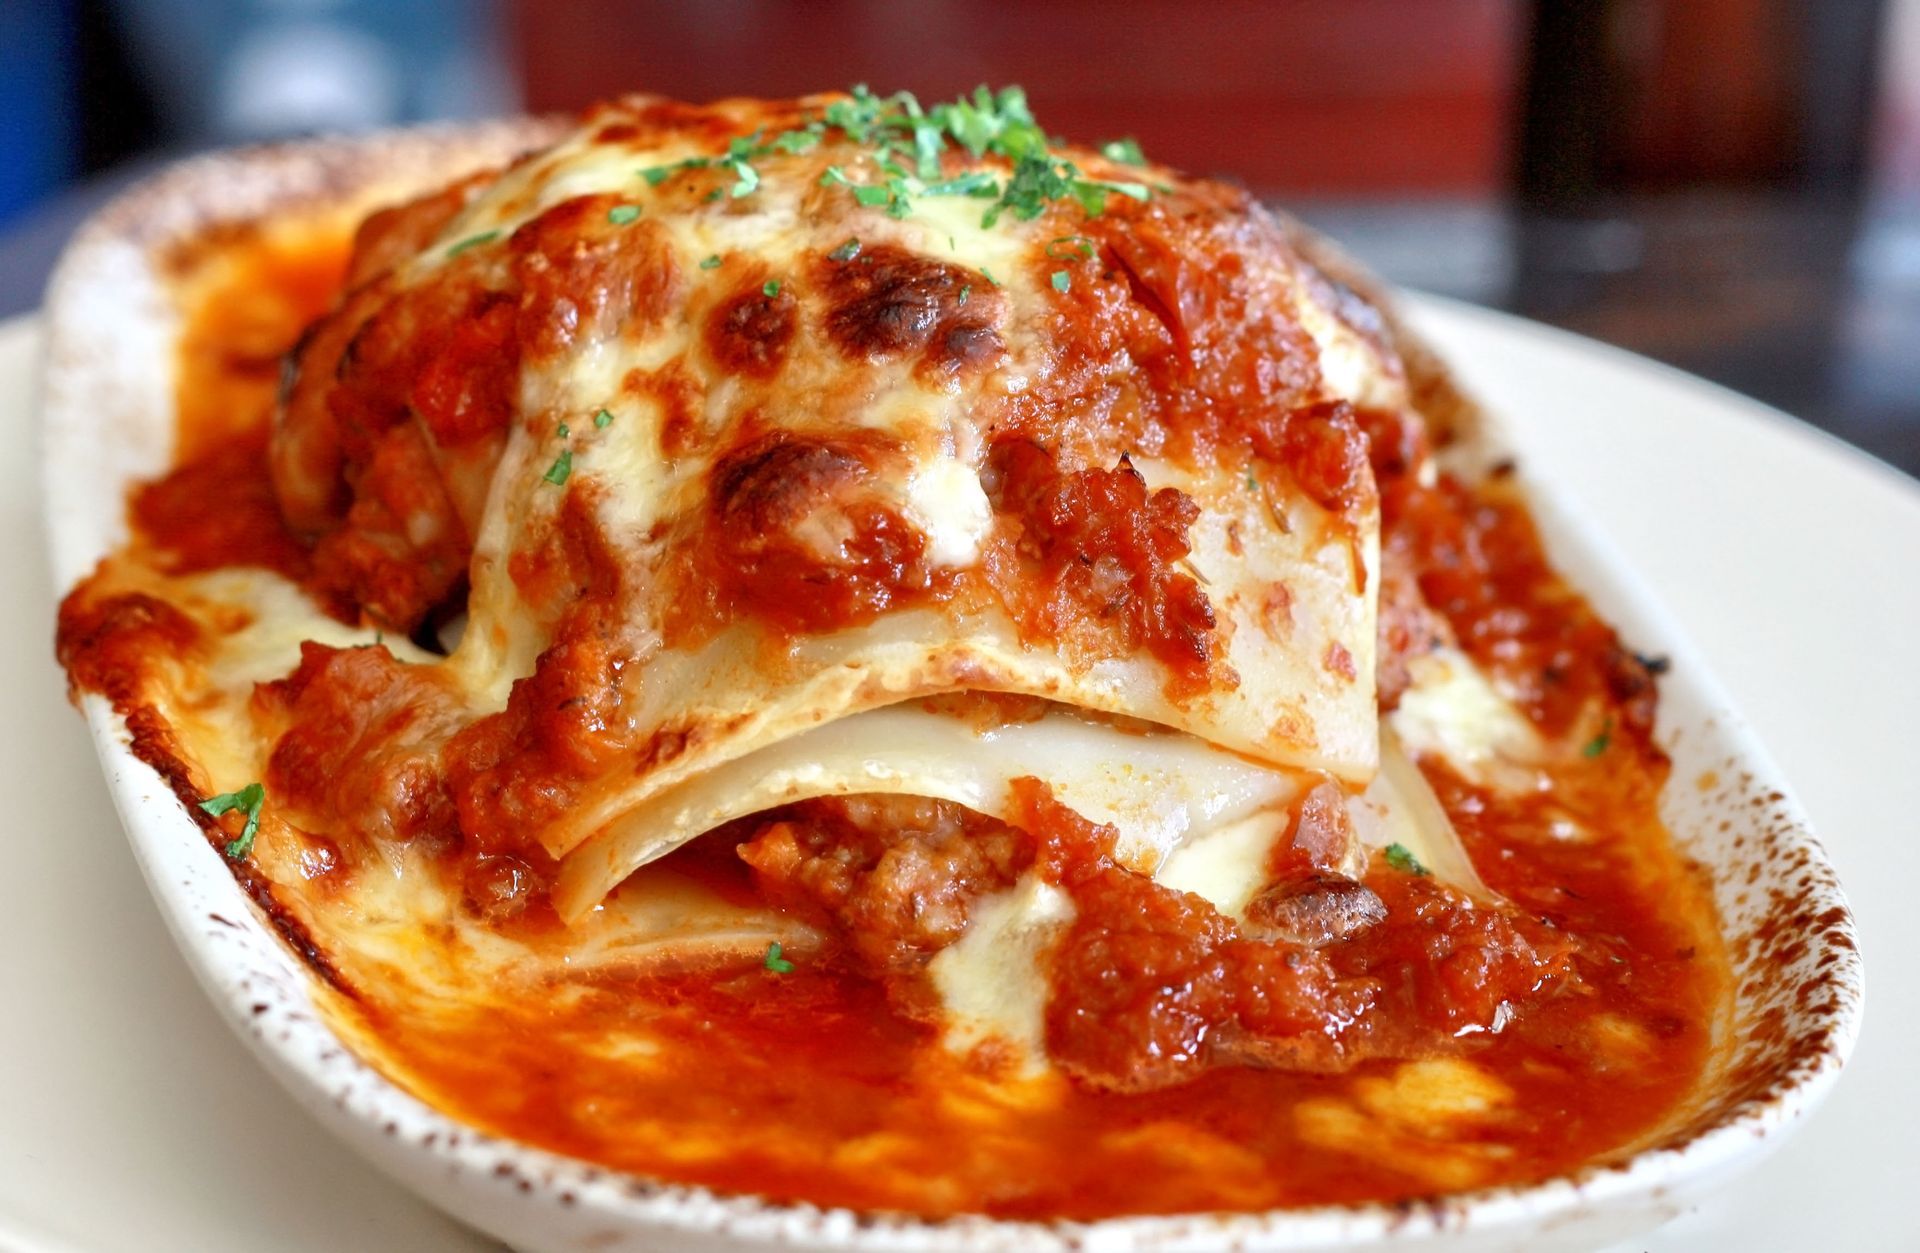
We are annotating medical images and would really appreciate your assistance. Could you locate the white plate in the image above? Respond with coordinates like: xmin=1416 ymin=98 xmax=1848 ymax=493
xmin=5 ymin=294 xmax=1910 ymax=1251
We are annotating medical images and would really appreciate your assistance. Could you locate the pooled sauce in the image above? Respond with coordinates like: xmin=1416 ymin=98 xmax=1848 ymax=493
xmin=60 ymin=210 xmax=1727 ymax=1221
xmin=350 ymin=746 xmax=1718 ymax=1218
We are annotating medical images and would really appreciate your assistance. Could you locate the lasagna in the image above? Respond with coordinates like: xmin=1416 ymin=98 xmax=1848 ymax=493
xmin=56 ymin=87 xmax=1727 ymax=1218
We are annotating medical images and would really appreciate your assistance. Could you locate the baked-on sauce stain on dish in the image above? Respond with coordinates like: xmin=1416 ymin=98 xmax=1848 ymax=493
xmin=56 ymin=87 xmax=1728 ymax=1220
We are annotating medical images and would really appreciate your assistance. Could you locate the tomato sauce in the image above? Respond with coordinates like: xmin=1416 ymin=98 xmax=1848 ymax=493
xmin=126 ymin=225 xmax=351 ymax=580
xmin=167 ymin=222 xmax=353 ymax=463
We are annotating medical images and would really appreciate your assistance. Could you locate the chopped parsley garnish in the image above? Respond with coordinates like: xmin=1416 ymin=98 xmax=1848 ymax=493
xmin=543 ymin=448 xmax=573 ymax=486
xmin=606 ymin=204 xmax=642 ymax=225
xmin=764 ymin=941 xmax=796 ymax=974
xmin=1099 ymin=136 xmax=1147 ymax=166
xmin=594 ymin=408 xmax=614 ymax=429
xmin=699 ymin=254 xmax=722 ymax=270
xmin=979 ymin=266 xmax=1001 ymax=287
xmin=1583 ymin=719 xmax=1613 ymax=758
xmin=1246 ymin=467 xmax=1259 ymax=491
xmin=446 ymin=230 xmax=499 ymax=256
xmin=200 ymin=783 xmax=266 ymax=860
xmin=957 ymin=284 xmax=971 ymax=304
xmin=1046 ymin=234 xmax=1095 ymax=261
xmin=828 ymin=237 xmax=862 ymax=262
xmin=762 ymin=279 xmax=783 ymax=298
xmin=1384 ymin=842 xmax=1429 ymax=876
xmin=652 ymin=84 xmax=1153 ymax=231
xmin=981 ymin=152 xmax=1148 ymax=228
xmin=1050 ymin=269 xmax=1071 ymax=293
xmin=556 ymin=422 xmax=569 ymax=438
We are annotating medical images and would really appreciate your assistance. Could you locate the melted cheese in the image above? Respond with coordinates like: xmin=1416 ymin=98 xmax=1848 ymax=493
xmin=927 ymin=872 xmax=1075 ymax=1069
xmin=902 ymin=453 xmax=993 ymax=567
xmin=1390 ymin=649 xmax=1542 ymax=794
xmin=1155 ymin=811 xmax=1296 ymax=918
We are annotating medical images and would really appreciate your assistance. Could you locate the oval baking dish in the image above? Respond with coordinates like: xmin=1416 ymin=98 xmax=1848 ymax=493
xmin=41 ymin=120 xmax=1862 ymax=1252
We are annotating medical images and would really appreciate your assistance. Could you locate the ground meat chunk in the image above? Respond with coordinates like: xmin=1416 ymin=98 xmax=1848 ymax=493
xmin=1045 ymin=863 xmax=1368 ymax=1092
xmin=1244 ymin=874 xmax=1388 ymax=947
xmin=987 ymin=439 xmax=1217 ymax=695
xmin=736 ymin=796 xmax=1033 ymax=973
xmin=261 ymin=641 xmax=467 ymax=849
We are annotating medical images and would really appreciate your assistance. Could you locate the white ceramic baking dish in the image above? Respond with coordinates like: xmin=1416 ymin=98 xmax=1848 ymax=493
xmin=39 ymin=124 xmax=1862 ymax=1252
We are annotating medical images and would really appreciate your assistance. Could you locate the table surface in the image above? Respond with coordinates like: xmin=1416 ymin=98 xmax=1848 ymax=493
xmin=5 ymin=297 xmax=1917 ymax=1251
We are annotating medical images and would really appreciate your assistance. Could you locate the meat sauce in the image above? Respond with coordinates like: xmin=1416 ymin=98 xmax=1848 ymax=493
xmin=60 ymin=216 xmax=1726 ymax=1221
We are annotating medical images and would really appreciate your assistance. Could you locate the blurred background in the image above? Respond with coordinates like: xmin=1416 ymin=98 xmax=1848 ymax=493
xmin=1 ymin=0 xmax=1915 ymax=474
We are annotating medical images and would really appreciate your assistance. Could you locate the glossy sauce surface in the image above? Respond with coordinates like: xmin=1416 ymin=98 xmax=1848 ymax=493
xmin=352 ymin=747 xmax=1716 ymax=1218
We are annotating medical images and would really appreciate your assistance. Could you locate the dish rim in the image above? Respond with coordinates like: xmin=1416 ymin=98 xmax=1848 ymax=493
xmin=37 ymin=122 xmax=1865 ymax=1251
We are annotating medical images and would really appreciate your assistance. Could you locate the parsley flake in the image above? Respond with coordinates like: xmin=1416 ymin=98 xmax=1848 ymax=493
xmin=1582 ymin=719 xmax=1613 ymax=758
xmin=607 ymin=204 xmax=642 ymax=225
xmin=700 ymin=254 xmax=722 ymax=270
xmin=771 ymin=128 xmax=821 ymax=154
xmin=641 ymin=156 xmax=710 ymax=187
xmin=543 ymin=448 xmax=573 ymax=486
xmin=1100 ymin=137 xmax=1147 ymax=165
xmin=1050 ymin=269 xmax=1071 ymax=293
xmin=594 ymin=408 xmax=614 ymax=429
xmin=1384 ymin=843 xmax=1429 ymax=876
xmin=957 ymin=284 xmax=971 ymax=304
xmin=980 ymin=266 xmax=1001 ymax=287
xmin=200 ymin=783 xmax=266 ymax=860
xmin=764 ymin=941 xmax=796 ymax=974
xmin=828 ymin=237 xmax=862 ymax=262
xmin=1046 ymin=234 xmax=1096 ymax=261
xmin=556 ymin=422 xmax=569 ymax=438
xmin=763 ymin=279 xmax=783 ymax=298
xmin=727 ymin=158 xmax=760 ymax=198
xmin=446 ymin=230 xmax=499 ymax=256
xmin=920 ymin=171 xmax=999 ymax=198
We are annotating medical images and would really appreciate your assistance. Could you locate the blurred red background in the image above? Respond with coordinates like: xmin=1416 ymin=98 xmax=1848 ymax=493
xmin=513 ymin=0 xmax=1524 ymax=197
